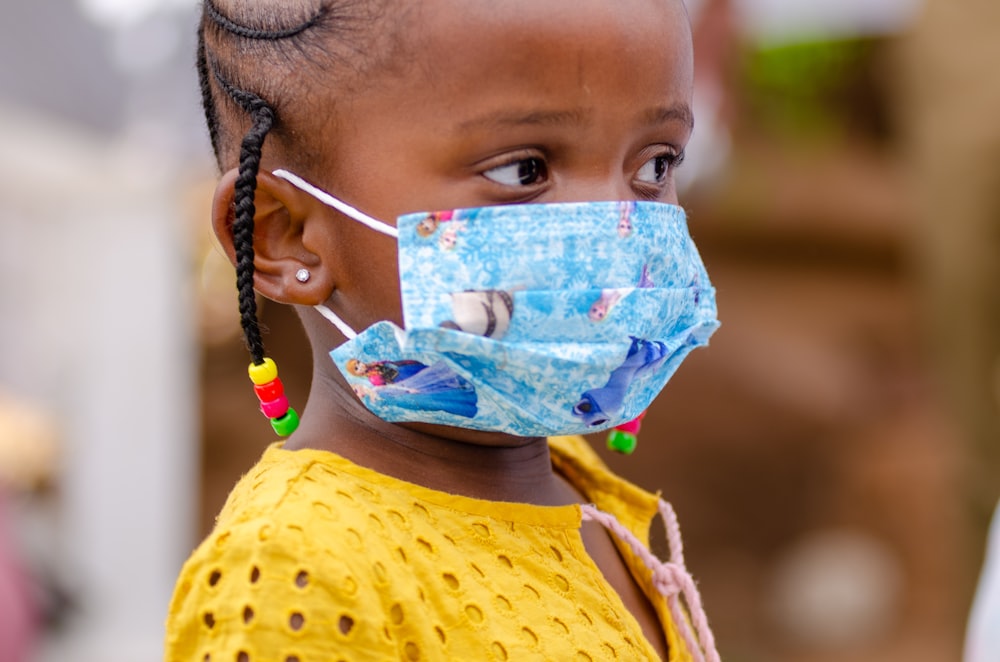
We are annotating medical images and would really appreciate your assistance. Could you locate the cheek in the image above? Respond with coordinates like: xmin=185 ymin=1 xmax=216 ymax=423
xmin=336 ymin=224 xmax=405 ymax=325
xmin=366 ymin=255 xmax=403 ymax=316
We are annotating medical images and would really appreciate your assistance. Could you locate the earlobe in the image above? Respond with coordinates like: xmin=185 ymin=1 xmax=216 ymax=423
xmin=211 ymin=168 xmax=336 ymax=305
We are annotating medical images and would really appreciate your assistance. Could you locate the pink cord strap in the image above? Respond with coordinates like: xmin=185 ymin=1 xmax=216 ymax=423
xmin=580 ymin=500 xmax=720 ymax=662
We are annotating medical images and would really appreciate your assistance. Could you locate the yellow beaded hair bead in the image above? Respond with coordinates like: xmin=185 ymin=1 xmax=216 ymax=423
xmin=248 ymin=357 xmax=278 ymax=385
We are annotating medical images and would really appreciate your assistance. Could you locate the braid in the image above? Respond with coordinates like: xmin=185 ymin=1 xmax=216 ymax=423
xmin=195 ymin=30 xmax=221 ymax=159
xmin=200 ymin=1 xmax=328 ymax=367
xmin=205 ymin=0 xmax=325 ymax=41
xmin=209 ymin=60 xmax=276 ymax=366
xmin=234 ymin=104 xmax=274 ymax=366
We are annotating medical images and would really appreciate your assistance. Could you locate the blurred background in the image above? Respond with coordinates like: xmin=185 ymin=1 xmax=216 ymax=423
xmin=0 ymin=0 xmax=997 ymax=660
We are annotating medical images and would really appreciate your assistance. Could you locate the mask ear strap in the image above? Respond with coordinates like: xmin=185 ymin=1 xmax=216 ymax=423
xmin=273 ymin=169 xmax=400 ymax=238
xmin=314 ymin=304 xmax=358 ymax=340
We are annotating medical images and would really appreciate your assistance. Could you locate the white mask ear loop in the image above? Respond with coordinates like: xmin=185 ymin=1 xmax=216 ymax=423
xmin=274 ymin=169 xmax=396 ymax=342
xmin=314 ymin=304 xmax=358 ymax=340
xmin=273 ymin=169 xmax=399 ymax=239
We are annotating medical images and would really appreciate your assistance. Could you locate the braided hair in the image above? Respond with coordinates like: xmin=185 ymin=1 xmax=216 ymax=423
xmin=196 ymin=0 xmax=381 ymax=367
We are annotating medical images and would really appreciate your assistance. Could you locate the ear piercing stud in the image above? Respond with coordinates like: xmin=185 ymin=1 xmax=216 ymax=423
xmin=295 ymin=268 xmax=311 ymax=283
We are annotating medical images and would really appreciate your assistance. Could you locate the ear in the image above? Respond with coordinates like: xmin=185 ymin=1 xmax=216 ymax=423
xmin=212 ymin=168 xmax=336 ymax=305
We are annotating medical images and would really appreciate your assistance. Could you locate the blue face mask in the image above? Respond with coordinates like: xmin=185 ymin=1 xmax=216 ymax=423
xmin=275 ymin=169 xmax=719 ymax=437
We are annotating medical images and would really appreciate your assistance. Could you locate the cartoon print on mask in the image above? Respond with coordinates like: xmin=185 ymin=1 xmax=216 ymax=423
xmin=588 ymin=289 xmax=625 ymax=322
xmin=572 ymin=336 xmax=670 ymax=427
xmin=347 ymin=358 xmax=425 ymax=385
xmin=415 ymin=211 xmax=452 ymax=237
xmin=347 ymin=358 xmax=478 ymax=418
xmin=617 ymin=201 xmax=636 ymax=238
xmin=588 ymin=263 xmax=655 ymax=322
xmin=637 ymin=263 xmax=654 ymax=288
xmin=414 ymin=211 xmax=465 ymax=251
xmin=440 ymin=290 xmax=515 ymax=339
xmin=438 ymin=223 xmax=465 ymax=250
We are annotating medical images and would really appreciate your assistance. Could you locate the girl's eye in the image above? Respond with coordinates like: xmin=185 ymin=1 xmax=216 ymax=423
xmin=483 ymin=157 xmax=548 ymax=187
xmin=636 ymin=151 xmax=684 ymax=185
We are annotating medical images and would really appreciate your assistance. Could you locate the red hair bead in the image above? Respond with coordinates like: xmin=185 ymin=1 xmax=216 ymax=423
xmin=253 ymin=378 xmax=285 ymax=402
xmin=615 ymin=410 xmax=646 ymax=435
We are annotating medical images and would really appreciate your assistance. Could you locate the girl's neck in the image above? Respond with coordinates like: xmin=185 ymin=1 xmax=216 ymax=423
xmin=282 ymin=364 xmax=579 ymax=506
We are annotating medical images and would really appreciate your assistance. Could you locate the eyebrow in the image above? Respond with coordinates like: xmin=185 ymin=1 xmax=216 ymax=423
xmin=458 ymin=104 xmax=695 ymax=132
xmin=458 ymin=108 xmax=589 ymax=131
xmin=644 ymin=104 xmax=695 ymax=130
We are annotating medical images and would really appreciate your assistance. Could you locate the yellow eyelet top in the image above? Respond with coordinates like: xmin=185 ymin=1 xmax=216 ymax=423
xmin=165 ymin=436 xmax=695 ymax=661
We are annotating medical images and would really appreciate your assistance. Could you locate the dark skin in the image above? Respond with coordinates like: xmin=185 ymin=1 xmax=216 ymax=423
xmin=212 ymin=0 xmax=694 ymax=657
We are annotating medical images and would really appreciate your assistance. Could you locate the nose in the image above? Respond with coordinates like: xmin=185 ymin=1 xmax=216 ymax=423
xmin=549 ymin=172 xmax=633 ymax=204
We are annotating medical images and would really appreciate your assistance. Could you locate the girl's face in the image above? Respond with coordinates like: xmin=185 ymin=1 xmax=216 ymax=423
xmin=310 ymin=0 xmax=693 ymax=334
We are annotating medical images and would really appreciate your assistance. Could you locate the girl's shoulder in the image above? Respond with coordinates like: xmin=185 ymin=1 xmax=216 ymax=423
xmin=213 ymin=441 xmax=363 ymax=526
xmin=165 ymin=444 xmax=408 ymax=660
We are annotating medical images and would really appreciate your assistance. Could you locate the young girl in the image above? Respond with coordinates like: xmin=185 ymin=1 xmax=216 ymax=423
xmin=166 ymin=0 xmax=721 ymax=660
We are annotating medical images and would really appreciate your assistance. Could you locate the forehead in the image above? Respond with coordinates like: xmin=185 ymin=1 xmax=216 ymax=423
xmin=410 ymin=0 xmax=692 ymax=81
xmin=325 ymin=0 xmax=692 ymax=115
